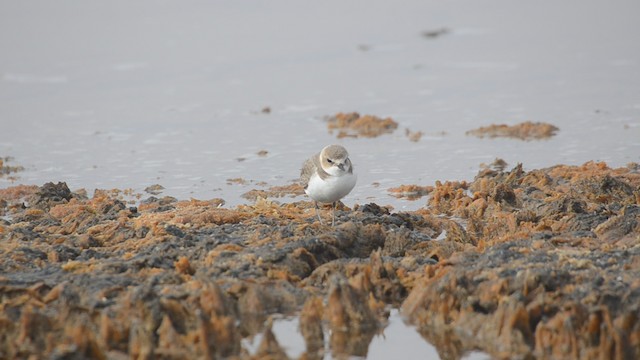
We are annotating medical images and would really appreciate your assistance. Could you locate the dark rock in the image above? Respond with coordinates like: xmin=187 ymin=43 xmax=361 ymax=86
xmin=30 ymin=182 xmax=73 ymax=210
xmin=13 ymin=246 xmax=48 ymax=261
xmin=359 ymin=203 xmax=390 ymax=216
xmin=52 ymin=245 xmax=80 ymax=262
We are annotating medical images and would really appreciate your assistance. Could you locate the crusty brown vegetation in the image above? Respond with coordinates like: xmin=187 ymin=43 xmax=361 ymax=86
xmin=388 ymin=184 xmax=433 ymax=201
xmin=327 ymin=112 xmax=399 ymax=138
xmin=404 ymin=161 xmax=640 ymax=359
xmin=1 ymin=161 xmax=639 ymax=359
xmin=466 ymin=121 xmax=559 ymax=140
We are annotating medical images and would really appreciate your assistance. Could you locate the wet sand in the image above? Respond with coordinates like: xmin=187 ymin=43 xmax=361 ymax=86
xmin=1 ymin=161 xmax=639 ymax=359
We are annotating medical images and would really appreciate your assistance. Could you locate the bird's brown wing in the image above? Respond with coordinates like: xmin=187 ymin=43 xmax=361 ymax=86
xmin=300 ymin=156 xmax=316 ymax=189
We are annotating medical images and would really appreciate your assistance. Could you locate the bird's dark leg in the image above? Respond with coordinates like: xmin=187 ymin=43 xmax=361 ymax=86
xmin=331 ymin=201 xmax=337 ymax=227
xmin=314 ymin=201 xmax=324 ymax=225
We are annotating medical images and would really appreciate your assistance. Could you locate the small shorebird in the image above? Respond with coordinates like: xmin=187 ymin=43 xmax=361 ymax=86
xmin=300 ymin=145 xmax=357 ymax=226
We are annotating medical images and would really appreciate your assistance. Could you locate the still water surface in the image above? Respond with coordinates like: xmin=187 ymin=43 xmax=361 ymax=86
xmin=1 ymin=0 xmax=638 ymax=212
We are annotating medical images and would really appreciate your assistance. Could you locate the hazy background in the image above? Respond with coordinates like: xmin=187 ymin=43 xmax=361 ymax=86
xmin=1 ymin=0 xmax=639 ymax=210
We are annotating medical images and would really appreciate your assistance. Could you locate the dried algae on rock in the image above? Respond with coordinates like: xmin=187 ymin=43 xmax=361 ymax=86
xmin=467 ymin=121 xmax=559 ymax=140
xmin=388 ymin=184 xmax=434 ymax=201
xmin=0 ymin=182 xmax=439 ymax=359
xmin=1 ymin=161 xmax=640 ymax=359
xmin=404 ymin=161 xmax=640 ymax=359
xmin=326 ymin=112 xmax=399 ymax=138
xmin=241 ymin=183 xmax=304 ymax=202
xmin=144 ymin=184 xmax=164 ymax=195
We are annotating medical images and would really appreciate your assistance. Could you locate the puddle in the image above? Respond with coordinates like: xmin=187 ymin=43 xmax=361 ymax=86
xmin=242 ymin=309 xmax=490 ymax=359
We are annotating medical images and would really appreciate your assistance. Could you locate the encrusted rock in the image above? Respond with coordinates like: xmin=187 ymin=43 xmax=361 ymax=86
xmin=1 ymin=161 xmax=639 ymax=358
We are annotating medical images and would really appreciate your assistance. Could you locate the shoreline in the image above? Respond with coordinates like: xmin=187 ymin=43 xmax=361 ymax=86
xmin=1 ymin=161 xmax=639 ymax=359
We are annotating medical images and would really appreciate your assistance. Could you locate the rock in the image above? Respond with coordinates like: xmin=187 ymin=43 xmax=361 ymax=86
xmin=29 ymin=182 xmax=73 ymax=210
xmin=144 ymin=184 xmax=164 ymax=195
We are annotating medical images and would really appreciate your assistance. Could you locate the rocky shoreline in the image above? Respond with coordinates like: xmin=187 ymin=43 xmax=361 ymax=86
xmin=1 ymin=161 xmax=639 ymax=359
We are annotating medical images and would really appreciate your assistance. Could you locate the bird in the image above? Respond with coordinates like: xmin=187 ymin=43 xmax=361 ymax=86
xmin=300 ymin=145 xmax=357 ymax=226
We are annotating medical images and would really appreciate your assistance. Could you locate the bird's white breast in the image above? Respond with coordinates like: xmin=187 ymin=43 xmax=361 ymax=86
xmin=305 ymin=172 xmax=357 ymax=204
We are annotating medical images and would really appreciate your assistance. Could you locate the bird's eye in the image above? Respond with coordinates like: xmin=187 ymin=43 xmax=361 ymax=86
xmin=327 ymin=159 xmax=333 ymax=164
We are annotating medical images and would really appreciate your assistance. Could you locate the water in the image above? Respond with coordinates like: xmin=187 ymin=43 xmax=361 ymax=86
xmin=1 ymin=1 xmax=639 ymax=212
xmin=243 ymin=309 xmax=490 ymax=359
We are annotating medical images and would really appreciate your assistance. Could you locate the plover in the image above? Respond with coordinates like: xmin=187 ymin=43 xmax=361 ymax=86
xmin=300 ymin=145 xmax=357 ymax=226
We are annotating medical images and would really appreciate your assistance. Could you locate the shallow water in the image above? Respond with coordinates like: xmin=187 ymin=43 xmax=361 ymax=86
xmin=2 ymin=0 xmax=639 ymax=213
xmin=243 ymin=309 xmax=490 ymax=359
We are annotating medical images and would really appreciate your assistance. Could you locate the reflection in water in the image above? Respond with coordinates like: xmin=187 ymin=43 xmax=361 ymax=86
xmin=329 ymin=328 xmax=379 ymax=359
xmin=415 ymin=325 xmax=471 ymax=360
xmin=249 ymin=310 xmax=489 ymax=359
xmin=249 ymin=313 xmax=380 ymax=359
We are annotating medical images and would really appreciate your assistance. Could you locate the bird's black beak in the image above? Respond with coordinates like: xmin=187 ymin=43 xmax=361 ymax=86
xmin=337 ymin=163 xmax=345 ymax=171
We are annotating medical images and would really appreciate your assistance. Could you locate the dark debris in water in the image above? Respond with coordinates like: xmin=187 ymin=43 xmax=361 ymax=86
xmin=0 ymin=157 xmax=25 ymax=180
